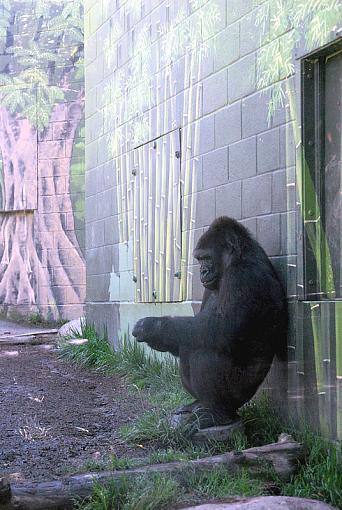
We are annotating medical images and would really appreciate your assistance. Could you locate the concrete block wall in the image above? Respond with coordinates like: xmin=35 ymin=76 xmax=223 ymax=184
xmin=85 ymin=0 xmax=296 ymax=342
xmin=85 ymin=0 xmax=342 ymax=441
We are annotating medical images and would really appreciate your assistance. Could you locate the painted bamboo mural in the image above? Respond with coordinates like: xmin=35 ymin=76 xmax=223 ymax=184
xmin=103 ymin=0 xmax=220 ymax=303
xmin=254 ymin=0 xmax=341 ymax=438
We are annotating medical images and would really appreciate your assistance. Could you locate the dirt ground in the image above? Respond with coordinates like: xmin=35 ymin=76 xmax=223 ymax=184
xmin=0 ymin=324 xmax=149 ymax=483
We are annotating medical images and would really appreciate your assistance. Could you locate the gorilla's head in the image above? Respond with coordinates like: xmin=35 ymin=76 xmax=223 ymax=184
xmin=193 ymin=217 xmax=253 ymax=290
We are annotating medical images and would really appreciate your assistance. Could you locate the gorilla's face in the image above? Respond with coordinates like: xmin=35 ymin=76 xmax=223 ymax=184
xmin=194 ymin=247 xmax=223 ymax=290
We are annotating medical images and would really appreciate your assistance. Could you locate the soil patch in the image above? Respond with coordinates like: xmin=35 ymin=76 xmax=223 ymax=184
xmin=0 ymin=339 xmax=150 ymax=483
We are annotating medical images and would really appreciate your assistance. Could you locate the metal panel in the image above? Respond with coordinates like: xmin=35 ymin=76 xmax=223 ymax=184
xmin=301 ymin=42 xmax=342 ymax=300
xmin=133 ymin=130 xmax=182 ymax=303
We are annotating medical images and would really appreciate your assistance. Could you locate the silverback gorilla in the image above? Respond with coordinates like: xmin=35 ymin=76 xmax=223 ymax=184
xmin=132 ymin=217 xmax=287 ymax=429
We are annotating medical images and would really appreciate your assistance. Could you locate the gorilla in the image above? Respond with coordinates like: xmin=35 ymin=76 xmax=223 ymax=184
xmin=132 ymin=217 xmax=288 ymax=429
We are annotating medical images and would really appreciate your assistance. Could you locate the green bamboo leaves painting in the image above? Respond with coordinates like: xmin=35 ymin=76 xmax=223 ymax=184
xmin=254 ymin=0 xmax=341 ymax=439
xmin=103 ymin=0 xmax=221 ymax=302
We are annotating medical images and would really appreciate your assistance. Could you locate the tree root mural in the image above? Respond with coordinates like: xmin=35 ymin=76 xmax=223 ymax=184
xmin=0 ymin=100 xmax=85 ymax=319
xmin=0 ymin=0 xmax=85 ymax=320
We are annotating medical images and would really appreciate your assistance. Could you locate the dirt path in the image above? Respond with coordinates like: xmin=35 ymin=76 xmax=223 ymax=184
xmin=0 ymin=324 xmax=149 ymax=483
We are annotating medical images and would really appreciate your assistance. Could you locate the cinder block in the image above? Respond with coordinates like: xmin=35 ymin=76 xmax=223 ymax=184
xmin=119 ymin=271 xmax=135 ymax=301
xmin=97 ymin=188 xmax=116 ymax=219
xmin=87 ymin=273 xmax=109 ymax=302
xmin=272 ymin=167 xmax=296 ymax=213
xmin=85 ymin=86 xmax=97 ymax=119
xmin=257 ymin=128 xmax=280 ymax=173
xmin=85 ymin=140 xmax=98 ymax=171
xmin=86 ymin=248 xmax=99 ymax=274
xmin=281 ymin=210 xmax=297 ymax=256
xmin=85 ymin=194 xmax=98 ymax=222
xmin=202 ymin=147 xmax=228 ymax=189
xmin=215 ymin=101 xmax=241 ymax=148
xmin=87 ymin=220 xmax=105 ymax=248
xmin=242 ymin=89 xmax=271 ymax=137
xmin=195 ymin=188 xmax=216 ymax=227
xmin=280 ymin=122 xmax=296 ymax=168
xmin=97 ymin=135 xmax=109 ymax=165
xmin=86 ymin=110 xmax=104 ymax=142
xmin=103 ymin=160 xmax=117 ymax=189
xmin=242 ymin=174 xmax=272 ymax=217
xmin=104 ymin=215 xmax=120 ymax=245
xmin=257 ymin=214 xmax=281 ymax=256
xmin=240 ymin=9 xmax=264 ymax=56
xmin=240 ymin=217 xmax=257 ymax=238
xmin=228 ymin=53 xmax=256 ymax=103
xmin=213 ymin=23 xmax=239 ymax=71
xmin=216 ymin=180 xmax=242 ymax=219
xmin=85 ymin=169 xmax=96 ymax=197
xmin=203 ymin=69 xmax=228 ymax=115
xmin=229 ymin=136 xmax=256 ymax=181
xmin=192 ymin=115 xmax=215 ymax=156
xmin=227 ymin=0 xmax=254 ymax=24
xmin=85 ymin=32 xmax=97 ymax=63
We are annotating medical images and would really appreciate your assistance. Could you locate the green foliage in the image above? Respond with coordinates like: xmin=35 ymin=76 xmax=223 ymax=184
xmin=75 ymin=475 xmax=179 ymax=510
xmin=0 ymin=0 xmax=84 ymax=131
xmin=282 ymin=433 xmax=342 ymax=508
xmin=0 ymin=2 xmax=11 ymax=38
xmin=124 ymin=474 xmax=179 ymax=510
xmin=104 ymin=1 xmax=221 ymax=154
xmin=239 ymin=395 xmax=285 ymax=446
xmin=59 ymin=323 xmax=115 ymax=373
xmin=75 ymin=479 xmax=131 ymax=510
xmin=62 ymin=325 xmax=342 ymax=509
xmin=184 ymin=467 xmax=266 ymax=499
xmin=76 ymin=455 xmax=134 ymax=474
xmin=255 ymin=0 xmax=341 ymax=122
xmin=59 ymin=322 xmax=180 ymax=390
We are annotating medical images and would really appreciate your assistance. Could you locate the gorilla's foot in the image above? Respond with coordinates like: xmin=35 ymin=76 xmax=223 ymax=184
xmin=174 ymin=400 xmax=200 ymax=414
xmin=192 ymin=419 xmax=245 ymax=445
xmin=190 ymin=405 xmax=239 ymax=430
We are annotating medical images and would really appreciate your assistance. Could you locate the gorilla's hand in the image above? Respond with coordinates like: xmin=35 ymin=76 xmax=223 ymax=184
xmin=132 ymin=317 xmax=166 ymax=351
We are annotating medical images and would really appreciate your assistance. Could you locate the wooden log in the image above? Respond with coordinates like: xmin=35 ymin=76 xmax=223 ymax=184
xmin=0 ymin=434 xmax=303 ymax=510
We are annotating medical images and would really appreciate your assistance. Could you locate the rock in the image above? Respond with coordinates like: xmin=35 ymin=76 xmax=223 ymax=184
xmin=192 ymin=420 xmax=245 ymax=445
xmin=181 ymin=496 xmax=338 ymax=510
xmin=58 ymin=318 xmax=84 ymax=337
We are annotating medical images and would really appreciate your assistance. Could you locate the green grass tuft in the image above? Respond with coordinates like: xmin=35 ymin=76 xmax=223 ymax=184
xmin=184 ymin=466 xmax=266 ymax=499
xmin=282 ymin=432 xmax=342 ymax=508
xmin=75 ymin=474 xmax=179 ymax=510
xmin=63 ymin=323 xmax=342 ymax=510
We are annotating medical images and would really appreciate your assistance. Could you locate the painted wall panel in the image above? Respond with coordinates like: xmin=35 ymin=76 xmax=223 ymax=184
xmin=133 ymin=131 xmax=182 ymax=303
xmin=0 ymin=1 xmax=85 ymax=320
xmin=85 ymin=0 xmax=342 ymax=439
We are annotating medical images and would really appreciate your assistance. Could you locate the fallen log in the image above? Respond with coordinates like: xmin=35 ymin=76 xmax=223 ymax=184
xmin=0 ymin=434 xmax=303 ymax=510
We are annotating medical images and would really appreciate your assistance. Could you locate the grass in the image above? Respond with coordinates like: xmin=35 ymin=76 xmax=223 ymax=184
xmin=61 ymin=322 xmax=342 ymax=510
xmin=75 ymin=475 xmax=180 ymax=510
xmin=183 ymin=467 xmax=266 ymax=499
xmin=0 ymin=310 xmax=68 ymax=328
xmin=282 ymin=433 xmax=342 ymax=508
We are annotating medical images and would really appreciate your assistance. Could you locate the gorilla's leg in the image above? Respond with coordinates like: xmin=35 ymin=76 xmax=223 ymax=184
xmin=187 ymin=351 xmax=241 ymax=428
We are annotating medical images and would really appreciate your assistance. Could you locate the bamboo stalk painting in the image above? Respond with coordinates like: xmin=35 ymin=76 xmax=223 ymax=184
xmin=254 ymin=0 xmax=341 ymax=439
xmin=103 ymin=0 xmax=221 ymax=303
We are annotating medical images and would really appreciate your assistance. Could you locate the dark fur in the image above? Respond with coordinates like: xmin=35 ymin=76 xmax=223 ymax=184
xmin=132 ymin=217 xmax=288 ymax=427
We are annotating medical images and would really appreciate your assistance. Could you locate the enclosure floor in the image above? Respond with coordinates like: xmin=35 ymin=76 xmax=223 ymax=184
xmin=0 ymin=326 xmax=149 ymax=482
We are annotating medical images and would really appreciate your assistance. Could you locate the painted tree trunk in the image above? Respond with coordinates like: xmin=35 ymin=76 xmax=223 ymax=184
xmin=0 ymin=99 xmax=85 ymax=319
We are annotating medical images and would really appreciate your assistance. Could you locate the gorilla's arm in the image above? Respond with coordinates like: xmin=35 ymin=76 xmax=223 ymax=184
xmin=132 ymin=315 xmax=205 ymax=356
xmin=132 ymin=262 xmax=284 ymax=356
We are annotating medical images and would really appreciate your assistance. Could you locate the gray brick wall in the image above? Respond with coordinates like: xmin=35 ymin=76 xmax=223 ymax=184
xmin=85 ymin=0 xmax=298 ymax=338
